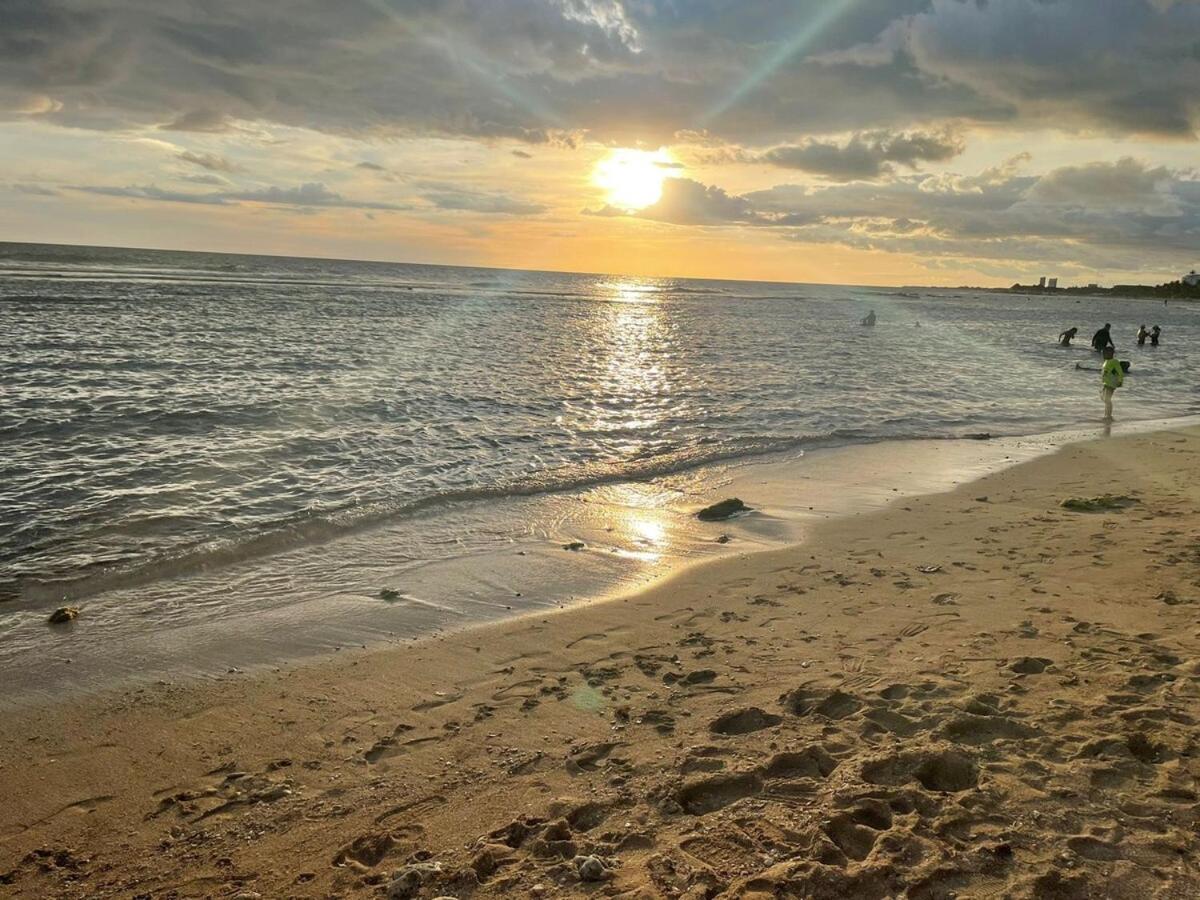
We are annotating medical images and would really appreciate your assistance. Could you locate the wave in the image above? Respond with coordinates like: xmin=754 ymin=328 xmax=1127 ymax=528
xmin=7 ymin=429 xmax=889 ymax=605
xmin=667 ymin=286 xmax=730 ymax=296
xmin=6 ymin=418 xmax=1069 ymax=609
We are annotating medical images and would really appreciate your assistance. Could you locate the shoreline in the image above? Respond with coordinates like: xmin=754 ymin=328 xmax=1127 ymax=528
xmin=3 ymin=423 xmax=1200 ymax=897
xmin=4 ymin=414 xmax=1198 ymax=711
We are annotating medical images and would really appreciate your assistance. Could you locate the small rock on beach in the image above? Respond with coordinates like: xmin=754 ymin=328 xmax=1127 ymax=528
xmin=1060 ymin=494 xmax=1137 ymax=512
xmin=697 ymin=498 xmax=751 ymax=521
xmin=47 ymin=606 xmax=79 ymax=625
xmin=574 ymin=854 xmax=610 ymax=882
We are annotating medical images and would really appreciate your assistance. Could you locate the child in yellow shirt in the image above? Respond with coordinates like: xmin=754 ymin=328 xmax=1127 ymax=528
xmin=1100 ymin=347 xmax=1124 ymax=421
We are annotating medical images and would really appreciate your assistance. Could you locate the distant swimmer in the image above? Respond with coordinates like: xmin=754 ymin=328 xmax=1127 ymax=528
xmin=1091 ymin=323 xmax=1114 ymax=352
xmin=1136 ymin=324 xmax=1148 ymax=346
xmin=861 ymin=310 xmax=876 ymax=326
xmin=1150 ymin=325 xmax=1161 ymax=346
xmin=1058 ymin=327 xmax=1078 ymax=346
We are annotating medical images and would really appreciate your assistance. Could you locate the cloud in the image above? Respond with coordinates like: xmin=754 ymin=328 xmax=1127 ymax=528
xmin=75 ymin=184 xmax=231 ymax=205
xmin=420 ymin=183 xmax=547 ymax=215
xmin=588 ymin=177 xmax=760 ymax=225
xmin=70 ymin=176 xmax=543 ymax=216
xmin=762 ymin=129 xmax=964 ymax=181
xmin=354 ymin=160 xmax=404 ymax=182
xmin=10 ymin=183 xmax=60 ymax=196
xmin=511 ymin=149 xmax=533 ymax=159
xmin=71 ymin=180 xmax=406 ymax=210
xmin=179 ymin=172 xmax=231 ymax=186
xmin=756 ymin=157 xmax=1200 ymax=270
xmin=589 ymin=157 xmax=1200 ymax=273
xmin=3 ymin=0 xmax=1196 ymax=146
xmin=827 ymin=0 xmax=1200 ymax=137
xmin=159 ymin=109 xmax=232 ymax=133
xmin=1030 ymin=157 xmax=1178 ymax=212
xmin=177 ymin=149 xmax=237 ymax=172
xmin=225 ymin=182 xmax=405 ymax=210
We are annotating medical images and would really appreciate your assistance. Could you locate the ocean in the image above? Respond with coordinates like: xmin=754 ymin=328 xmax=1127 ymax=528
xmin=2 ymin=241 xmax=1197 ymax=697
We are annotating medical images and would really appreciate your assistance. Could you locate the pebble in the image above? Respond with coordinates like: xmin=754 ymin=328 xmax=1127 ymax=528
xmin=387 ymin=862 xmax=443 ymax=899
xmin=47 ymin=606 xmax=79 ymax=625
xmin=574 ymin=854 xmax=609 ymax=882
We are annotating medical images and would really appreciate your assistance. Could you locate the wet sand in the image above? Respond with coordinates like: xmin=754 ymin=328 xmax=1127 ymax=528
xmin=0 ymin=426 xmax=1120 ymax=707
xmin=3 ymin=425 xmax=1200 ymax=898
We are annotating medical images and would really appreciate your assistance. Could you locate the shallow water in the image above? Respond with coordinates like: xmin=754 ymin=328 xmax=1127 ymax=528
xmin=3 ymin=242 xmax=1198 ymax=700
xmin=5 ymin=242 xmax=1197 ymax=602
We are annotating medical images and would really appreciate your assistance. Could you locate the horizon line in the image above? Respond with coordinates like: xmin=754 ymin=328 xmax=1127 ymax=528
xmin=0 ymin=237 xmax=989 ymax=291
xmin=0 ymin=237 xmax=1184 ymax=292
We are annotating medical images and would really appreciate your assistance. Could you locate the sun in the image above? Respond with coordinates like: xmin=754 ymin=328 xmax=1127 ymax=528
xmin=592 ymin=148 xmax=674 ymax=211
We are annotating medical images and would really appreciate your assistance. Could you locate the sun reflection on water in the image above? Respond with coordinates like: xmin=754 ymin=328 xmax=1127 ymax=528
xmin=588 ymin=283 xmax=674 ymax=441
xmin=599 ymin=279 xmax=661 ymax=304
xmin=599 ymin=483 xmax=674 ymax=562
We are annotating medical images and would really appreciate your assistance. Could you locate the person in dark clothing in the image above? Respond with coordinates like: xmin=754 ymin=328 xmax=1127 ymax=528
xmin=1136 ymin=325 xmax=1148 ymax=346
xmin=1058 ymin=327 xmax=1078 ymax=346
xmin=1091 ymin=323 xmax=1114 ymax=352
xmin=1150 ymin=325 xmax=1161 ymax=346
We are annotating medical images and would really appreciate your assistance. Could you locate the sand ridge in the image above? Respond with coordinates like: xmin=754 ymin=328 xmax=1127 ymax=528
xmin=2 ymin=427 xmax=1200 ymax=898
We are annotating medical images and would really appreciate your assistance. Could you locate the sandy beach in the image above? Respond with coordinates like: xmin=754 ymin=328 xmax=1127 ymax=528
xmin=3 ymin=424 xmax=1200 ymax=899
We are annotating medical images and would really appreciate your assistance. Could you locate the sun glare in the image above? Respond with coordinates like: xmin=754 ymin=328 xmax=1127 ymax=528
xmin=593 ymin=148 xmax=674 ymax=211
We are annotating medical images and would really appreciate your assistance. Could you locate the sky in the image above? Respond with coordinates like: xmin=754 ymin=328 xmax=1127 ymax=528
xmin=2 ymin=0 xmax=1199 ymax=286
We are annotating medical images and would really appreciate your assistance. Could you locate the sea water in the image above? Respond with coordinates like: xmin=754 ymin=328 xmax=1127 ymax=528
xmin=2 ymin=242 xmax=1197 ymax=697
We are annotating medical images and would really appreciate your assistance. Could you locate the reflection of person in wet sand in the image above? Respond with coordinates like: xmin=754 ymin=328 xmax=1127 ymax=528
xmin=1058 ymin=327 xmax=1078 ymax=346
xmin=861 ymin=310 xmax=876 ymax=326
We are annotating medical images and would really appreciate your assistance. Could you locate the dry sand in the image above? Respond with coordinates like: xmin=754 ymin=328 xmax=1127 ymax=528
xmin=3 ymin=425 xmax=1200 ymax=899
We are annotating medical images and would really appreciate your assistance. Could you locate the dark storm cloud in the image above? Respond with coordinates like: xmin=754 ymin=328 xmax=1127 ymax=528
xmin=2 ymin=0 xmax=1197 ymax=145
xmin=762 ymin=129 xmax=964 ymax=181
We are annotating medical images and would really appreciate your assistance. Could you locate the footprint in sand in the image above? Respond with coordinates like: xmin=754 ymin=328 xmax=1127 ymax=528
xmin=332 ymin=829 xmax=416 ymax=869
xmin=861 ymin=747 xmax=980 ymax=793
xmin=676 ymin=771 xmax=763 ymax=815
xmin=823 ymin=799 xmax=894 ymax=861
xmin=783 ymin=687 xmax=864 ymax=720
xmin=1009 ymin=656 xmax=1053 ymax=675
xmin=708 ymin=707 xmax=782 ymax=736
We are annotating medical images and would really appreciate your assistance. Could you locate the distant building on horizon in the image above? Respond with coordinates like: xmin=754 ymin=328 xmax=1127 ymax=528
xmin=1088 ymin=283 xmax=1099 ymax=289
xmin=1048 ymin=277 xmax=1058 ymax=289
xmin=1185 ymin=269 xmax=1200 ymax=287
xmin=1038 ymin=276 xmax=1046 ymax=288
